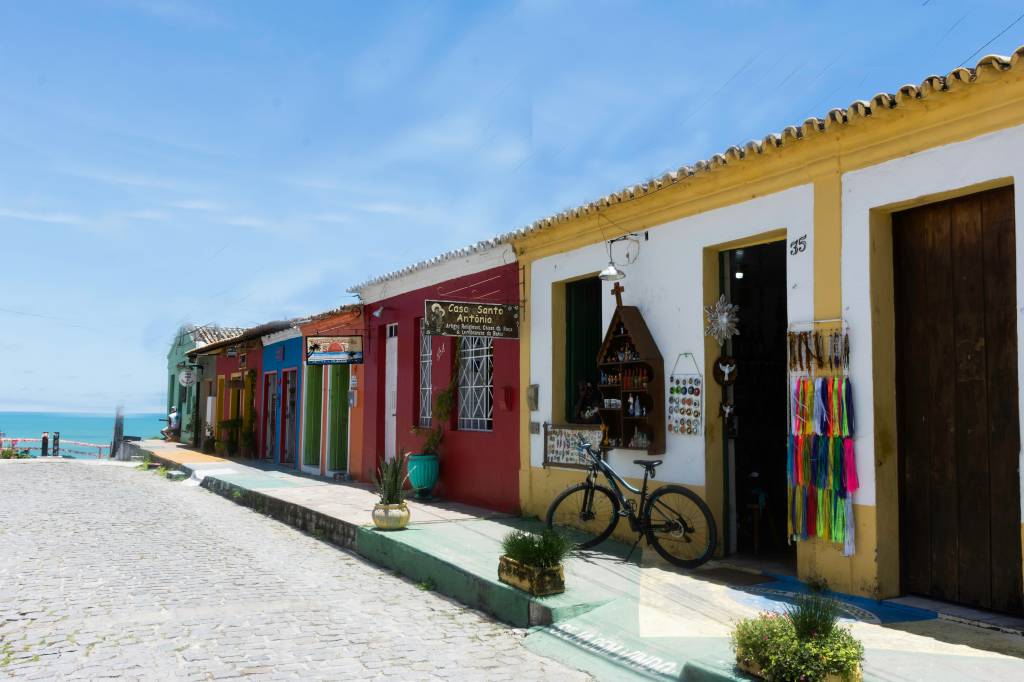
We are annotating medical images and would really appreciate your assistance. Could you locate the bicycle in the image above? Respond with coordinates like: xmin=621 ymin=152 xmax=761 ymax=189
xmin=545 ymin=436 xmax=717 ymax=568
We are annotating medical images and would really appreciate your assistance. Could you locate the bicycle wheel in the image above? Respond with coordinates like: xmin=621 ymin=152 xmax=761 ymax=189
xmin=643 ymin=485 xmax=717 ymax=568
xmin=545 ymin=483 xmax=620 ymax=549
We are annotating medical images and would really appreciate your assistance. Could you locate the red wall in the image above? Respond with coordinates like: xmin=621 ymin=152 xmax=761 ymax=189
xmin=215 ymin=341 xmax=264 ymax=454
xmin=360 ymin=263 xmax=520 ymax=513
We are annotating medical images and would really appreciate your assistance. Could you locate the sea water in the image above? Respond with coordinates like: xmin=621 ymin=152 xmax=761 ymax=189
xmin=0 ymin=411 xmax=164 ymax=458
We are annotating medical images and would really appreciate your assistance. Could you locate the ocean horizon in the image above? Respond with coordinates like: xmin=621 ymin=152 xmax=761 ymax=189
xmin=0 ymin=410 xmax=164 ymax=458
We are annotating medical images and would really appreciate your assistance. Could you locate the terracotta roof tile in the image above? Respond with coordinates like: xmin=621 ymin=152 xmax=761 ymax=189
xmin=349 ymin=46 xmax=1024 ymax=293
xmin=189 ymin=325 xmax=246 ymax=347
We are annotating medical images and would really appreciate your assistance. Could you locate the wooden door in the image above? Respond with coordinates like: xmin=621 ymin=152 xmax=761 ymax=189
xmin=303 ymin=366 xmax=322 ymax=471
xmin=894 ymin=185 xmax=1022 ymax=614
xmin=384 ymin=324 xmax=399 ymax=461
xmin=262 ymin=373 xmax=277 ymax=460
xmin=280 ymin=370 xmax=296 ymax=466
xmin=327 ymin=364 xmax=350 ymax=473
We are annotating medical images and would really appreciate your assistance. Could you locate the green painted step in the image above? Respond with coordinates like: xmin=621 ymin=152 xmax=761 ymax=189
xmin=355 ymin=517 xmax=614 ymax=628
xmin=523 ymin=600 xmax=749 ymax=682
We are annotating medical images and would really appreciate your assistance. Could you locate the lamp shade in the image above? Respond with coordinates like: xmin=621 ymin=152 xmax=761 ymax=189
xmin=599 ymin=261 xmax=625 ymax=281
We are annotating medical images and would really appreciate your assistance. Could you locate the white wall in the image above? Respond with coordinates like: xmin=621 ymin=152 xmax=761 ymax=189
xmin=842 ymin=123 xmax=1024 ymax=514
xmin=529 ymin=185 xmax=815 ymax=485
xmin=358 ymin=244 xmax=517 ymax=304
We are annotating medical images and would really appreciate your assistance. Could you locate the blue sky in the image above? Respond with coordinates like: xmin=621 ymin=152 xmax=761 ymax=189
xmin=2 ymin=0 xmax=1022 ymax=412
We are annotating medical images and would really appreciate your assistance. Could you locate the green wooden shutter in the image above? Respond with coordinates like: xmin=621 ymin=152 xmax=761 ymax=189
xmin=303 ymin=366 xmax=322 ymax=466
xmin=565 ymin=277 xmax=603 ymax=422
xmin=328 ymin=364 xmax=350 ymax=471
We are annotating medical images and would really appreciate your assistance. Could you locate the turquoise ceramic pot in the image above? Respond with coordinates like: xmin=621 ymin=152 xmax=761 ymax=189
xmin=407 ymin=453 xmax=439 ymax=499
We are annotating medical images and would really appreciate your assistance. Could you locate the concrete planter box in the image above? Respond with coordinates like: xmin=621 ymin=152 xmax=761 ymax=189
xmin=497 ymin=555 xmax=565 ymax=596
xmin=737 ymin=659 xmax=862 ymax=682
xmin=372 ymin=503 xmax=410 ymax=530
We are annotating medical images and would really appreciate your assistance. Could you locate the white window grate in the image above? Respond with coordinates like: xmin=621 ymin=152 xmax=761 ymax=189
xmin=418 ymin=320 xmax=432 ymax=428
xmin=457 ymin=336 xmax=493 ymax=431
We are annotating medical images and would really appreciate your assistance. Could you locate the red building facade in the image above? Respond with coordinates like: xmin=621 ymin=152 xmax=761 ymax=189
xmin=357 ymin=260 xmax=520 ymax=513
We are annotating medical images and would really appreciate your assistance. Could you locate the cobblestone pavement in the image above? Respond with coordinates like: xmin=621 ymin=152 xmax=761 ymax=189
xmin=0 ymin=461 xmax=590 ymax=681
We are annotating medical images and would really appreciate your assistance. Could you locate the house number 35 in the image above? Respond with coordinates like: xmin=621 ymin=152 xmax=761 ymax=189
xmin=789 ymin=235 xmax=808 ymax=255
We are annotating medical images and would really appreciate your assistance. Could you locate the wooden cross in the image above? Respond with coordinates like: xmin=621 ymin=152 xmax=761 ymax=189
xmin=611 ymin=282 xmax=625 ymax=307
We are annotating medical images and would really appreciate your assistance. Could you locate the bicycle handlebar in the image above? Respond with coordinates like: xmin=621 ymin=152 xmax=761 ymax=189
xmin=574 ymin=434 xmax=600 ymax=463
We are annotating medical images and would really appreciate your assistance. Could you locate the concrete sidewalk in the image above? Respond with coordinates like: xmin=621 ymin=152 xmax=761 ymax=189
xmin=134 ymin=440 xmax=1024 ymax=682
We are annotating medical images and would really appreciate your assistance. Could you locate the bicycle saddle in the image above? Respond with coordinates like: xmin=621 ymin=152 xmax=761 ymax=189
xmin=633 ymin=459 xmax=663 ymax=470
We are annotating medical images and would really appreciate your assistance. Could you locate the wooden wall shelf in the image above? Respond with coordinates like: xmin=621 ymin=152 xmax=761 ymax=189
xmin=595 ymin=305 xmax=665 ymax=456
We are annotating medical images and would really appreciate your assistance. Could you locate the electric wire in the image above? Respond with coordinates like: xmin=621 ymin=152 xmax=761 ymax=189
xmin=959 ymin=10 xmax=1024 ymax=67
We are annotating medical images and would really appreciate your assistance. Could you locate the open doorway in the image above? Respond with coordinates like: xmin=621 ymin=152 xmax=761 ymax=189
xmin=721 ymin=241 xmax=793 ymax=569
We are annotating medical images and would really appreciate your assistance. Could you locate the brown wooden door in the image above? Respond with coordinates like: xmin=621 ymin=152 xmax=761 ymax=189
xmin=894 ymin=185 xmax=1022 ymax=614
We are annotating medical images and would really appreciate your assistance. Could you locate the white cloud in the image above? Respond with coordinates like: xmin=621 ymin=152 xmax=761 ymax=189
xmin=169 ymin=199 xmax=224 ymax=211
xmin=0 ymin=208 xmax=84 ymax=225
xmin=119 ymin=209 xmax=169 ymax=221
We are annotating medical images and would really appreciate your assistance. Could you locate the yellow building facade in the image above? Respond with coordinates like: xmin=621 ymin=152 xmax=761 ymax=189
xmin=514 ymin=48 xmax=1024 ymax=612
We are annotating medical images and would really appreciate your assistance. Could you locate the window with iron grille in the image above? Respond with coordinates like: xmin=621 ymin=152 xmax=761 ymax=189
xmin=457 ymin=336 xmax=493 ymax=431
xmin=418 ymin=319 xmax=432 ymax=427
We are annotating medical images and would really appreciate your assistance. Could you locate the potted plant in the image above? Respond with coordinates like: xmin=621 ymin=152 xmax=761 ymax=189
xmin=732 ymin=594 xmax=864 ymax=681
xmin=407 ymin=346 xmax=459 ymax=499
xmin=372 ymin=454 xmax=410 ymax=530
xmin=498 ymin=529 xmax=573 ymax=596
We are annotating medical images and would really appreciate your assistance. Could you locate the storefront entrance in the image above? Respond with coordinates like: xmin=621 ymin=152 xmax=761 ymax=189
xmin=721 ymin=241 xmax=792 ymax=561
xmin=262 ymin=373 xmax=277 ymax=460
xmin=893 ymin=186 xmax=1023 ymax=614
xmin=281 ymin=369 xmax=297 ymax=466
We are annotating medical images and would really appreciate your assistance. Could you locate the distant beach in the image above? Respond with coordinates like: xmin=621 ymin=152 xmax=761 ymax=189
xmin=0 ymin=411 xmax=163 ymax=458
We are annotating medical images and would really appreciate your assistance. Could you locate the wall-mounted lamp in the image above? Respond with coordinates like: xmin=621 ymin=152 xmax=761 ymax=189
xmin=371 ymin=306 xmax=386 ymax=318
xmin=598 ymin=232 xmax=641 ymax=282
xmin=599 ymin=261 xmax=625 ymax=281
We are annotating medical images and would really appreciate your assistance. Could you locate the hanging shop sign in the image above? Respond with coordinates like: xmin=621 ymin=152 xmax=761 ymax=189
xmin=305 ymin=335 xmax=364 ymax=365
xmin=423 ymin=300 xmax=520 ymax=339
xmin=177 ymin=369 xmax=197 ymax=387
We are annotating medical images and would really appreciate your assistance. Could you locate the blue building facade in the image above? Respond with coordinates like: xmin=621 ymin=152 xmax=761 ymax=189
xmin=259 ymin=328 xmax=303 ymax=467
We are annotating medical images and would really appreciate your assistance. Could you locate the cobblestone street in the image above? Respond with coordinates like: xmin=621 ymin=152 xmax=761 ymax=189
xmin=0 ymin=461 xmax=589 ymax=681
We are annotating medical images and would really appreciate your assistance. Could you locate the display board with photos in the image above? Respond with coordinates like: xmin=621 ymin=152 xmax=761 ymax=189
xmin=543 ymin=423 xmax=604 ymax=469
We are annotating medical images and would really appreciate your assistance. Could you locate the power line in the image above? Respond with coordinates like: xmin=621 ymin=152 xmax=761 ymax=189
xmin=959 ymin=10 xmax=1024 ymax=67
xmin=0 ymin=306 xmax=105 ymax=333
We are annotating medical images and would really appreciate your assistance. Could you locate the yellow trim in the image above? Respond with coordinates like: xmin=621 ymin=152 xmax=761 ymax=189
xmin=550 ymin=280 xmax=567 ymax=424
xmin=518 ymin=261 xmax=534 ymax=509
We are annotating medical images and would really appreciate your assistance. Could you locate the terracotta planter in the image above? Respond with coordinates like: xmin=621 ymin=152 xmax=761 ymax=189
xmin=497 ymin=555 xmax=565 ymax=596
xmin=372 ymin=503 xmax=410 ymax=530
xmin=737 ymin=658 xmax=862 ymax=682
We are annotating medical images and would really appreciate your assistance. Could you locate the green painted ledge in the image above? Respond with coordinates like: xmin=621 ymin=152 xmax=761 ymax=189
xmin=355 ymin=518 xmax=614 ymax=628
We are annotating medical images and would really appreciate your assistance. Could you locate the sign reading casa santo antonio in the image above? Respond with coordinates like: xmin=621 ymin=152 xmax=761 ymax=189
xmin=423 ymin=300 xmax=520 ymax=339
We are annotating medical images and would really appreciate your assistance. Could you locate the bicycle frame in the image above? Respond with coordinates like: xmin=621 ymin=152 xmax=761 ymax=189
xmin=580 ymin=444 xmax=652 ymax=532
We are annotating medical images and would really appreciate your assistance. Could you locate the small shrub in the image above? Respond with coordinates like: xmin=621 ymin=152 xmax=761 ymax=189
xmin=0 ymin=448 xmax=31 ymax=460
xmin=373 ymin=454 xmax=408 ymax=505
xmin=416 ymin=578 xmax=436 ymax=591
xmin=731 ymin=599 xmax=863 ymax=682
xmin=788 ymin=593 xmax=839 ymax=641
xmin=154 ymin=466 xmax=168 ymax=477
xmin=501 ymin=529 xmax=573 ymax=569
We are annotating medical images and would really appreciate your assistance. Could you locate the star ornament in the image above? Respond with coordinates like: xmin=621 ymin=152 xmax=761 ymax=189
xmin=704 ymin=295 xmax=740 ymax=346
